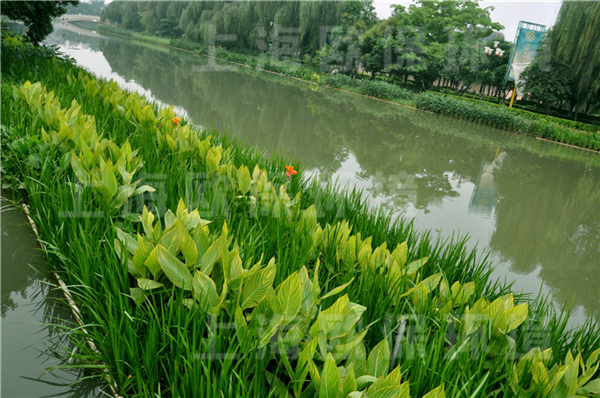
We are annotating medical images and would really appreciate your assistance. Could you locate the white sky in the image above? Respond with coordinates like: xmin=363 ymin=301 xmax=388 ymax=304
xmin=373 ymin=0 xmax=561 ymax=39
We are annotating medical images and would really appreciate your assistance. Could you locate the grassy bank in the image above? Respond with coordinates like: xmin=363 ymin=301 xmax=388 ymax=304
xmin=2 ymin=34 xmax=600 ymax=397
xmin=96 ymin=25 xmax=600 ymax=152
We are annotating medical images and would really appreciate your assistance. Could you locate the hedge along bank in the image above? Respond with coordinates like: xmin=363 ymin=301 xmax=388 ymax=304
xmin=3 ymin=38 xmax=600 ymax=397
xmin=94 ymin=24 xmax=600 ymax=152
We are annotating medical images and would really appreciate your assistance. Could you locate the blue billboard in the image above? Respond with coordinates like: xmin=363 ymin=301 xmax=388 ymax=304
xmin=504 ymin=21 xmax=546 ymax=84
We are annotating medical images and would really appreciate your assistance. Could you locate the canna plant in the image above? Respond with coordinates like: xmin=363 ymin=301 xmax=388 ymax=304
xmin=13 ymin=80 xmax=154 ymax=209
xmin=511 ymin=346 xmax=600 ymax=397
xmin=69 ymin=138 xmax=155 ymax=209
xmin=232 ymin=164 xmax=302 ymax=220
xmin=447 ymin=293 xmax=529 ymax=363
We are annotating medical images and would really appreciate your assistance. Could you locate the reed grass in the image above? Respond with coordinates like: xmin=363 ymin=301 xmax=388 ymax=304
xmin=2 ymin=35 xmax=599 ymax=398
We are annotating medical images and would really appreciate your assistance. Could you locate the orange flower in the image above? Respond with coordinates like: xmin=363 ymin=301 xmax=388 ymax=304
xmin=173 ymin=117 xmax=181 ymax=126
xmin=285 ymin=165 xmax=297 ymax=180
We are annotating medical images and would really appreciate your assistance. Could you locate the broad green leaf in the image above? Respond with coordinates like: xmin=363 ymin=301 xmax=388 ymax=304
xmin=320 ymin=353 xmax=342 ymax=398
xmin=348 ymin=342 xmax=368 ymax=379
xmin=578 ymin=380 xmax=600 ymax=395
xmin=275 ymin=272 xmax=303 ymax=322
xmin=501 ymin=303 xmax=529 ymax=332
xmin=141 ymin=206 xmax=155 ymax=239
xmin=333 ymin=329 xmax=368 ymax=361
xmin=239 ymin=263 xmax=276 ymax=310
xmin=294 ymin=338 xmax=318 ymax=397
xmin=137 ymin=278 xmax=164 ymax=290
xmin=113 ymin=184 xmax=135 ymax=209
xmin=70 ymin=153 xmax=90 ymax=186
xmin=144 ymin=246 xmax=161 ymax=278
xmin=234 ymin=305 xmax=252 ymax=351
xmin=130 ymin=287 xmax=147 ymax=305
xmin=368 ymin=383 xmax=410 ymax=398
xmin=157 ymin=245 xmax=193 ymax=290
xmin=421 ymin=384 xmax=446 ymax=398
xmin=131 ymin=184 xmax=155 ymax=197
xmin=116 ymin=228 xmax=138 ymax=254
xmin=404 ymin=257 xmax=428 ymax=276
xmin=158 ymin=226 xmax=180 ymax=255
xmin=101 ymin=162 xmax=118 ymax=200
xmin=237 ymin=165 xmax=252 ymax=195
xmin=310 ymin=295 xmax=350 ymax=339
xmin=193 ymin=270 xmax=219 ymax=309
xmin=164 ymin=210 xmax=177 ymax=230
xmin=391 ymin=242 xmax=408 ymax=267
xmin=299 ymin=266 xmax=315 ymax=319
xmin=179 ymin=228 xmax=198 ymax=266
xmin=367 ymin=339 xmax=390 ymax=379
xmin=343 ymin=365 xmax=357 ymax=398
xmin=197 ymin=237 xmax=221 ymax=275
xmin=356 ymin=375 xmax=377 ymax=390
xmin=320 ymin=278 xmax=355 ymax=301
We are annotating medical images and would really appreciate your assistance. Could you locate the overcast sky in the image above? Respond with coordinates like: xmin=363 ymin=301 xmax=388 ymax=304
xmin=373 ymin=0 xmax=561 ymax=39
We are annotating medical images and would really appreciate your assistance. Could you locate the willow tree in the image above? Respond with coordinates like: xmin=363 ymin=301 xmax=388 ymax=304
xmin=551 ymin=1 xmax=600 ymax=113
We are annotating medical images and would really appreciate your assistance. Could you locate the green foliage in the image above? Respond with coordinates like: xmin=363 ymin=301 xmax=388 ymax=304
xmin=520 ymin=56 xmax=575 ymax=114
xmin=417 ymin=93 xmax=600 ymax=150
xmin=511 ymin=347 xmax=600 ymax=397
xmin=551 ymin=1 xmax=600 ymax=107
xmin=0 ymin=0 xmax=79 ymax=43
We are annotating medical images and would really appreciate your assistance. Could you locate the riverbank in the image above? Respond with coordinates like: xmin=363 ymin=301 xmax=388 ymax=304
xmin=2 ymin=33 xmax=600 ymax=397
xmin=95 ymin=24 xmax=600 ymax=153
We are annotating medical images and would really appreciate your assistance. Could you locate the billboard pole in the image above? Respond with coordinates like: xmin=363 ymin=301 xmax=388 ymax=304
xmin=503 ymin=21 xmax=546 ymax=108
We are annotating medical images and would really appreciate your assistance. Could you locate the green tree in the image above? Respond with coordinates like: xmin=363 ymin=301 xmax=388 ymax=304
xmin=551 ymin=1 xmax=600 ymax=115
xmin=520 ymin=57 xmax=574 ymax=114
xmin=1 ymin=0 xmax=79 ymax=44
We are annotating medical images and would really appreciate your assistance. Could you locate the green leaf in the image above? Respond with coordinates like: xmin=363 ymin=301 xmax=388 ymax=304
xmin=144 ymin=246 xmax=161 ymax=278
xmin=320 ymin=353 xmax=342 ymax=398
xmin=137 ymin=278 xmax=164 ymax=290
xmin=501 ymin=303 xmax=529 ymax=332
xmin=129 ymin=287 xmax=147 ymax=305
xmin=197 ymin=238 xmax=221 ymax=275
xmin=320 ymin=278 xmax=354 ymax=301
xmin=239 ymin=263 xmax=276 ymax=309
xmin=157 ymin=245 xmax=193 ymax=290
xmin=140 ymin=206 xmax=155 ymax=239
xmin=234 ymin=305 xmax=253 ymax=352
xmin=158 ymin=226 xmax=180 ymax=255
xmin=391 ymin=242 xmax=408 ymax=267
xmin=116 ymin=228 xmax=138 ymax=254
xmin=164 ymin=210 xmax=177 ymax=230
xmin=132 ymin=184 xmax=155 ymax=197
xmin=275 ymin=272 xmax=303 ymax=322
xmin=179 ymin=228 xmax=198 ymax=266
xmin=70 ymin=153 xmax=90 ymax=186
xmin=237 ymin=165 xmax=252 ymax=195
xmin=367 ymin=339 xmax=390 ymax=379
xmin=101 ymin=161 xmax=118 ymax=200
xmin=343 ymin=365 xmax=357 ymax=398
xmin=113 ymin=184 xmax=135 ymax=209
xmin=299 ymin=266 xmax=315 ymax=319
xmin=356 ymin=375 xmax=377 ymax=390
xmin=578 ymin=380 xmax=600 ymax=395
xmin=347 ymin=341 xmax=367 ymax=378
xmin=193 ymin=270 xmax=219 ymax=309
xmin=421 ymin=384 xmax=446 ymax=398
xmin=310 ymin=295 xmax=350 ymax=339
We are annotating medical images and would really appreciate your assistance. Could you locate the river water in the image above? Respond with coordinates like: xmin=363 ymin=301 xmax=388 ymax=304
xmin=42 ymin=27 xmax=600 ymax=327
xmin=3 ymin=25 xmax=600 ymax=396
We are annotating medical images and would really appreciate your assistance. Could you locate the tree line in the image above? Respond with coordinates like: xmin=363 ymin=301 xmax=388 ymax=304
xmin=100 ymin=1 xmax=513 ymax=95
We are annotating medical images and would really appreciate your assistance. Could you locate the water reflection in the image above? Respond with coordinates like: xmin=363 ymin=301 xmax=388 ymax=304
xmin=1 ymin=195 xmax=105 ymax=397
xmin=50 ymin=29 xmax=600 ymax=326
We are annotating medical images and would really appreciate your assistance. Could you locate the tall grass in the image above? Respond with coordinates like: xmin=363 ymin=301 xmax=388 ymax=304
xmin=2 ymin=35 xmax=599 ymax=397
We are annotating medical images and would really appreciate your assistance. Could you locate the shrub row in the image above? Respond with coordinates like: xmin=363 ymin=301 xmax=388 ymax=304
xmin=417 ymin=93 xmax=600 ymax=151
